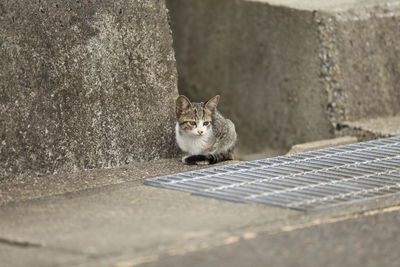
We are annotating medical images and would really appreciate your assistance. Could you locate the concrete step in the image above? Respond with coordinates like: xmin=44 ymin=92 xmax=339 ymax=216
xmin=0 ymin=158 xmax=239 ymax=207
xmin=337 ymin=115 xmax=400 ymax=141
xmin=286 ymin=136 xmax=358 ymax=154
xmin=0 ymin=0 xmax=178 ymax=180
xmin=167 ymin=0 xmax=400 ymax=155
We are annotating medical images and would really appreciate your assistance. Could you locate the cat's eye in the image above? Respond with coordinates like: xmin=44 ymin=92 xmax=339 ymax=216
xmin=203 ymin=121 xmax=210 ymax=126
xmin=189 ymin=121 xmax=197 ymax=126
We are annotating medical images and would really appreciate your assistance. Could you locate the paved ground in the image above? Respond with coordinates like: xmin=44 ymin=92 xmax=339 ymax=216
xmin=0 ymin=158 xmax=232 ymax=206
xmin=140 ymin=207 xmax=400 ymax=267
xmin=1 ymin=158 xmax=400 ymax=267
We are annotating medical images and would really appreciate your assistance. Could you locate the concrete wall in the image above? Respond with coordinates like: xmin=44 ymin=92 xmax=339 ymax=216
xmin=167 ymin=0 xmax=400 ymax=155
xmin=167 ymin=0 xmax=334 ymax=155
xmin=321 ymin=5 xmax=400 ymax=123
xmin=0 ymin=0 xmax=179 ymax=179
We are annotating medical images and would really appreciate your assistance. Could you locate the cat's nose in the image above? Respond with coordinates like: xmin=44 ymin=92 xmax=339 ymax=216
xmin=197 ymin=130 xmax=203 ymax=135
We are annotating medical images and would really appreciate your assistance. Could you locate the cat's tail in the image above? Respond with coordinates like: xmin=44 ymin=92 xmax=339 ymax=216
xmin=183 ymin=150 xmax=234 ymax=165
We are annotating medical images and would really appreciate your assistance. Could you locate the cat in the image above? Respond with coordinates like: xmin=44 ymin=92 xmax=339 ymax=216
xmin=175 ymin=95 xmax=237 ymax=165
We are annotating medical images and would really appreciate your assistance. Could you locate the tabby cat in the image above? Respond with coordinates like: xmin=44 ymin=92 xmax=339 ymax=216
xmin=175 ymin=95 xmax=237 ymax=165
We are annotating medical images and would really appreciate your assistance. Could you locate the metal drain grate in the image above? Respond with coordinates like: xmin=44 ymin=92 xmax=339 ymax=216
xmin=145 ymin=136 xmax=400 ymax=211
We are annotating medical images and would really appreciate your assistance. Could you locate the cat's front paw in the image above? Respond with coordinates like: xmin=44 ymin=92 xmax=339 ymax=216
xmin=182 ymin=154 xmax=210 ymax=165
xmin=195 ymin=160 xmax=210 ymax=165
xmin=182 ymin=155 xmax=196 ymax=165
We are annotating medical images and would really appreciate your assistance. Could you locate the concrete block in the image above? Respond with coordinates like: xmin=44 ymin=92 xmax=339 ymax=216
xmin=167 ymin=0 xmax=400 ymax=155
xmin=0 ymin=0 xmax=178 ymax=179
xmin=316 ymin=1 xmax=400 ymax=123
xmin=287 ymin=136 xmax=358 ymax=154
xmin=337 ymin=115 xmax=400 ymax=141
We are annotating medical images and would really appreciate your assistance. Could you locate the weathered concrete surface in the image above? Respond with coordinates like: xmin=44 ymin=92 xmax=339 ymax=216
xmin=249 ymin=0 xmax=400 ymax=12
xmin=0 ymin=179 xmax=297 ymax=267
xmin=141 ymin=208 xmax=400 ymax=267
xmin=320 ymin=3 xmax=400 ymax=123
xmin=237 ymin=147 xmax=284 ymax=161
xmin=0 ymin=0 xmax=178 ymax=179
xmin=0 ymin=171 xmax=399 ymax=267
xmin=287 ymin=136 xmax=357 ymax=154
xmin=167 ymin=0 xmax=334 ymax=154
xmin=0 ymin=158 xmax=240 ymax=206
xmin=0 ymin=243 xmax=87 ymax=267
xmin=167 ymin=0 xmax=400 ymax=155
xmin=337 ymin=115 xmax=400 ymax=141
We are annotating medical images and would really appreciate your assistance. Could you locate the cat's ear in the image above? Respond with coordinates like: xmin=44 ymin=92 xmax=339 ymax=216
xmin=176 ymin=95 xmax=192 ymax=115
xmin=205 ymin=95 xmax=220 ymax=111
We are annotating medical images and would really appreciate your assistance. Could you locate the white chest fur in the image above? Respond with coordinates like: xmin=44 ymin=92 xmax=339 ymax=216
xmin=175 ymin=123 xmax=214 ymax=155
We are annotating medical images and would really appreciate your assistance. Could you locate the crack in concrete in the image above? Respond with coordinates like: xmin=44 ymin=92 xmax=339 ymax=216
xmin=0 ymin=237 xmax=43 ymax=248
xmin=0 ymin=236 xmax=94 ymax=257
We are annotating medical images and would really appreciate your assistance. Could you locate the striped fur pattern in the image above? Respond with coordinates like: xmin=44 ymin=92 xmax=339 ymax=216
xmin=175 ymin=95 xmax=237 ymax=165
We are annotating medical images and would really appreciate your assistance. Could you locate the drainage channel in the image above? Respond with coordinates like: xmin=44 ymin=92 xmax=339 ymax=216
xmin=144 ymin=136 xmax=400 ymax=211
